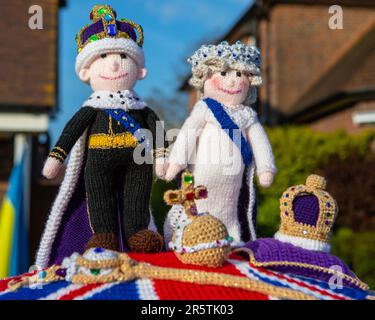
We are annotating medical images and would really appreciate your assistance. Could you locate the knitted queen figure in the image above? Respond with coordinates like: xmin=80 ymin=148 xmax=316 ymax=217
xmin=36 ymin=5 xmax=168 ymax=269
xmin=164 ymin=41 xmax=276 ymax=245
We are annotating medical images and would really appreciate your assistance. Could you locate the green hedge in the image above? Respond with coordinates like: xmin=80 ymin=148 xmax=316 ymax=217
xmin=257 ymin=127 xmax=375 ymax=236
xmin=331 ymin=229 xmax=375 ymax=289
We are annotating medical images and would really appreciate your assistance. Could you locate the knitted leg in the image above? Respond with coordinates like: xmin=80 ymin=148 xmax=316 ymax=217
xmin=84 ymin=151 xmax=119 ymax=250
xmin=121 ymin=162 xmax=153 ymax=238
xmin=122 ymin=163 xmax=163 ymax=252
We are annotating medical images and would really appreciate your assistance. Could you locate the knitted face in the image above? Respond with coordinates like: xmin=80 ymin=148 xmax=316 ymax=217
xmin=203 ymin=69 xmax=250 ymax=106
xmin=79 ymin=52 xmax=147 ymax=91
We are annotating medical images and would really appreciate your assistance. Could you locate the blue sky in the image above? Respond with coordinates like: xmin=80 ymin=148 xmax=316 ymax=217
xmin=50 ymin=0 xmax=253 ymax=143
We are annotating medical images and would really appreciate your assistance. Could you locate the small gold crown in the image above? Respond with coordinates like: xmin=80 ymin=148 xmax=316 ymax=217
xmin=75 ymin=5 xmax=144 ymax=53
xmin=278 ymin=174 xmax=338 ymax=245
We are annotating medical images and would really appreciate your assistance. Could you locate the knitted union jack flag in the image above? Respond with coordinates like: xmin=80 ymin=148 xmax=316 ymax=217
xmin=0 ymin=252 xmax=372 ymax=300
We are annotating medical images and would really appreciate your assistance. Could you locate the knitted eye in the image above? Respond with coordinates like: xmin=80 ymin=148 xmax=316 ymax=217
xmin=100 ymin=53 xmax=107 ymax=59
xmin=220 ymin=71 xmax=227 ymax=77
xmin=236 ymin=71 xmax=242 ymax=77
xmin=120 ymin=53 xmax=127 ymax=59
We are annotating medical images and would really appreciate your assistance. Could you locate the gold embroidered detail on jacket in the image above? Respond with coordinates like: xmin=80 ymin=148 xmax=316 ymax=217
xmin=53 ymin=147 xmax=68 ymax=157
xmin=49 ymin=151 xmax=65 ymax=162
xmin=88 ymin=133 xmax=139 ymax=149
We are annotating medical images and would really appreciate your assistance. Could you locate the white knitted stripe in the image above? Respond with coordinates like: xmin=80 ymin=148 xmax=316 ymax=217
xmin=36 ymin=131 xmax=88 ymax=269
xmin=137 ymin=279 xmax=158 ymax=300
xmin=75 ymin=38 xmax=145 ymax=75
xmin=228 ymin=259 xmax=331 ymax=300
xmin=274 ymin=232 xmax=331 ymax=252
xmin=40 ymin=283 xmax=83 ymax=300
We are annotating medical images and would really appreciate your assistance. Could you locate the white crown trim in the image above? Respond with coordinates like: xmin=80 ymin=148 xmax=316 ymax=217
xmin=274 ymin=232 xmax=331 ymax=252
xmin=75 ymin=37 xmax=145 ymax=75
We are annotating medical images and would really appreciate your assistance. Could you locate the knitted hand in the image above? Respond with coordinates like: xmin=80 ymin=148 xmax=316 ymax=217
xmin=155 ymin=161 xmax=168 ymax=179
xmin=258 ymin=171 xmax=274 ymax=188
xmin=164 ymin=163 xmax=184 ymax=181
xmin=42 ymin=157 xmax=64 ymax=179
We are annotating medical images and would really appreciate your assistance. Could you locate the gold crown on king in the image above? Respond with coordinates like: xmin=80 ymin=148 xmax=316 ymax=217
xmin=278 ymin=175 xmax=338 ymax=245
xmin=75 ymin=5 xmax=144 ymax=53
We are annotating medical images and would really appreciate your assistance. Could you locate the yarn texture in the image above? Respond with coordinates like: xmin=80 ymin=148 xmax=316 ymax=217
xmin=165 ymin=99 xmax=276 ymax=244
xmin=276 ymin=174 xmax=337 ymax=252
xmin=37 ymin=90 xmax=166 ymax=267
xmin=37 ymin=5 xmax=167 ymax=267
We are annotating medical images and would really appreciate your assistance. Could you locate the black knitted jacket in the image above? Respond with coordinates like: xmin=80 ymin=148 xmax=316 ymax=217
xmin=49 ymin=106 xmax=167 ymax=162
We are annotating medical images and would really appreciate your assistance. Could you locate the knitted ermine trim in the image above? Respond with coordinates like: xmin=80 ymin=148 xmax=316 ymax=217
xmin=36 ymin=130 xmax=88 ymax=268
xmin=246 ymin=164 xmax=257 ymax=241
xmin=82 ymin=89 xmax=146 ymax=111
xmin=274 ymin=232 xmax=331 ymax=252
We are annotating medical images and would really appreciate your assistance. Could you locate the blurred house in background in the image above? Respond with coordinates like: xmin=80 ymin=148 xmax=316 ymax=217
xmin=181 ymin=0 xmax=375 ymax=134
xmin=0 ymin=0 xmax=65 ymax=267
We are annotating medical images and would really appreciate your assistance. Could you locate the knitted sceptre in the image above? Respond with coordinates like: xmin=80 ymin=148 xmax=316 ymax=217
xmin=164 ymin=170 xmax=233 ymax=267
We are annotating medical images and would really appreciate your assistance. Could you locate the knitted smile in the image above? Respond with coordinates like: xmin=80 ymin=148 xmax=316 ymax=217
xmin=99 ymin=73 xmax=129 ymax=80
xmin=218 ymin=86 xmax=242 ymax=95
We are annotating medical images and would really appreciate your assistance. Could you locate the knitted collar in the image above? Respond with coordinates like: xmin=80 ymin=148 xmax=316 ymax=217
xmin=83 ymin=90 xmax=146 ymax=111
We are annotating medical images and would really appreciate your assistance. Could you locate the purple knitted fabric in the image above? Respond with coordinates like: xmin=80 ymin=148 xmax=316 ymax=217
xmin=293 ymin=195 xmax=319 ymax=226
xmin=245 ymin=238 xmax=364 ymax=289
xmin=81 ymin=20 xmax=138 ymax=45
xmin=81 ymin=20 xmax=104 ymax=44
xmin=47 ymin=165 xmax=126 ymax=266
xmin=48 ymin=175 xmax=93 ymax=266
xmin=116 ymin=21 xmax=137 ymax=42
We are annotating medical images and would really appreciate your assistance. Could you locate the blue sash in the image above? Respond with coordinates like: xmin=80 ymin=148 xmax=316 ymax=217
xmin=203 ymin=98 xmax=252 ymax=166
xmin=104 ymin=108 xmax=151 ymax=150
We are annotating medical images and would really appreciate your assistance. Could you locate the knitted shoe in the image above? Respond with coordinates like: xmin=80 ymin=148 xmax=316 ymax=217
xmin=127 ymin=229 xmax=164 ymax=253
xmin=85 ymin=233 xmax=119 ymax=251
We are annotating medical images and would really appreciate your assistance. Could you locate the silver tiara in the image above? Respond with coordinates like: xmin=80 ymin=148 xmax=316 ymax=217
xmin=188 ymin=41 xmax=262 ymax=72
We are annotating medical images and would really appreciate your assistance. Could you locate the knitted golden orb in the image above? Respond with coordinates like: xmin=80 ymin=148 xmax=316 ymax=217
xmin=171 ymin=214 xmax=232 ymax=268
xmin=164 ymin=170 xmax=233 ymax=268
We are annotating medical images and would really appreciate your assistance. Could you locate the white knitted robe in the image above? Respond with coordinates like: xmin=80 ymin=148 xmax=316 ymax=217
xmin=164 ymin=99 xmax=276 ymax=245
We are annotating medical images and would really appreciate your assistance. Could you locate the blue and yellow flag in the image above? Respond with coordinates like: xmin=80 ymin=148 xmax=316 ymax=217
xmin=0 ymin=154 xmax=29 ymax=278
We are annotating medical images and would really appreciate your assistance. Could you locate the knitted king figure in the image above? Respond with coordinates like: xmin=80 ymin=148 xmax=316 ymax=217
xmin=36 ymin=5 xmax=168 ymax=269
xmin=164 ymin=41 xmax=276 ymax=245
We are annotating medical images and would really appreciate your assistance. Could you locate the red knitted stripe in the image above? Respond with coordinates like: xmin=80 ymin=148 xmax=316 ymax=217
xmin=153 ymin=279 xmax=269 ymax=300
xmin=129 ymin=252 xmax=268 ymax=300
xmin=0 ymin=272 xmax=36 ymax=293
xmin=59 ymin=283 xmax=103 ymax=300
xmin=129 ymin=252 xmax=246 ymax=277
